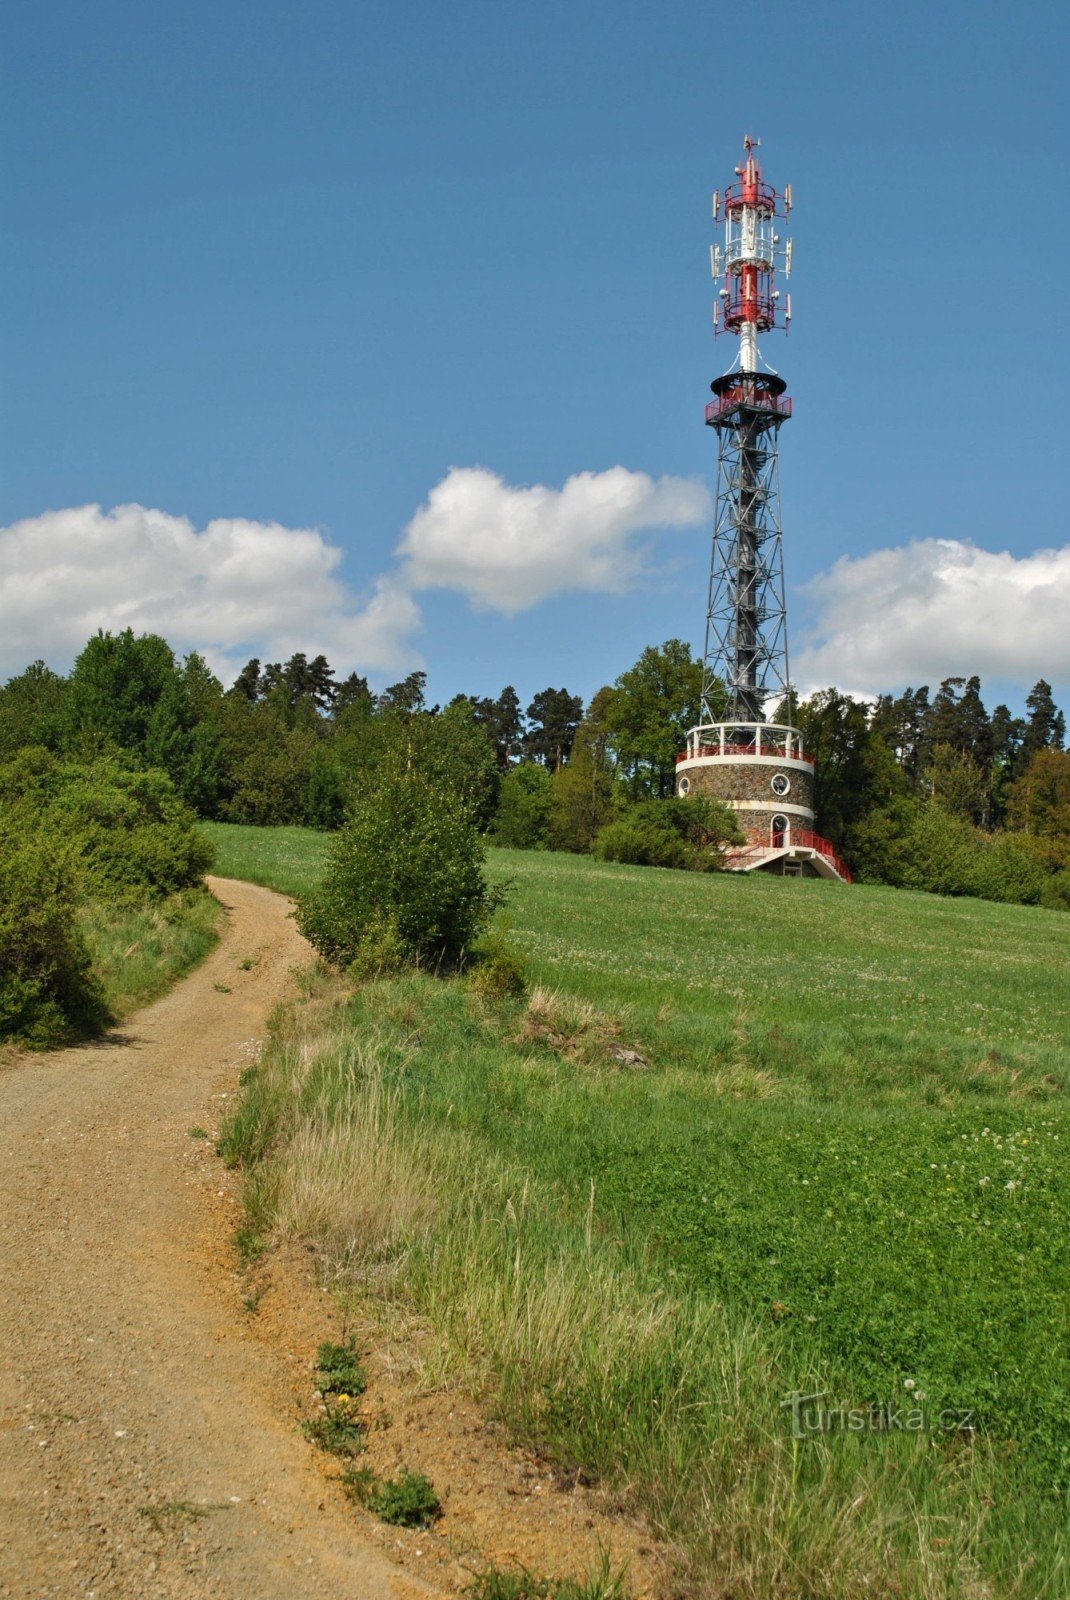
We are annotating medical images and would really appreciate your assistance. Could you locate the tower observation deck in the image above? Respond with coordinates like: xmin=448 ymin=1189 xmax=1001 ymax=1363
xmin=677 ymin=137 xmax=850 ymax=883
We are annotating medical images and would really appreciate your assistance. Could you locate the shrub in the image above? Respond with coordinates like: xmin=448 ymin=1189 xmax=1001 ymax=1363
xmin=1041 ymin=870 xmax=1070 ymax=912
xmin=594 ymin=817 xmax=690 ymax=869
xmin=491 ymin=762 xmax=553 ymax=849
xmin=0 ymin=749 xmax=213 ymax=900
xmin=894 ymin=805 xmax=1049 ymax=907
xmin=0 ymin=833 xmax=108 ymax=1044
xmin=298 ymin=728 xmax=506 ymax=968
xmin=594 ymin=795 xmax=742 ymax=871
xmin=968 ymin=830 xmax=1046 ymax=905
xmin=467 ymin=927 xmax=528 ymax=1000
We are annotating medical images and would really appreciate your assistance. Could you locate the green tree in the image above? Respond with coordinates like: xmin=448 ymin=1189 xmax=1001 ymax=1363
xmin=524 ymin=687 xmax=583 ymax=770
xmin=1023 ymin=679 xmax=1066 ymax=759
xmin=491 ymin=763 xmax=553 ymax=849
xmin=64 ymin=630 xmax=180 ymax=757
xmin=1006 ymin=749 xmax=1070 ymax=870
xmin=604 ymin=639 xmax=703 ymax=798
xmin=469 ymin=685 xmax=525 ymax=770
xmin=378 ymin=671 xmax=427 ymax=716
xmin=929 ymin=744 xmax=988 ymax=826
xmin=0 ymin=661 xmax=69 ymax=757
xmin=594 ymin=795 xmax=742 ymax=871
xmin=792 ymin=689 xmax=905 ymax=849
xmin=145 ymin=653 xmax=226 ymax=815
xmin=334 ymin=672 xmax=374 ymax=720
xmin=230 ymin=658 xmax=262 ymax=702
xmin=870 ymin=686 xmax=931 ymax=783
xmin=545 ymin=716 xmax=615 ymax=852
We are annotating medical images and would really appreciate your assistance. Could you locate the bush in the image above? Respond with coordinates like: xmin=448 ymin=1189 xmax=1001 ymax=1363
xmin=0 ymin=749 xmax=212 ymax=900
xmin=1041 ymin=870 xmax=1070 ymax=912
xmin=594 ymin=795 xmax=742 ymax=872
xmin=594 ymin=817 xmax=691 ymax=869
xmin=297 ymin=728 xmax=506 ymax=968
xmin=467 ymin=927 xmax=528 ymax=1000
xmin=0 ymin=834 xmax=108 ymax=1044
xmin=893 ymin=805 xmax=1049 ymax=907
xmin=491 ymin=762 xmax=553 ymax=849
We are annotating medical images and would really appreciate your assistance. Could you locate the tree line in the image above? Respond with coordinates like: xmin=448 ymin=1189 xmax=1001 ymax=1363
xmin=1 ymin=630 xmax=1068 ymax=906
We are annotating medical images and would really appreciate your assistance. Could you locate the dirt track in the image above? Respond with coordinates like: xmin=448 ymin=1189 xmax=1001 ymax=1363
xmin=0 ymin=877 xmax=441 ymax=1600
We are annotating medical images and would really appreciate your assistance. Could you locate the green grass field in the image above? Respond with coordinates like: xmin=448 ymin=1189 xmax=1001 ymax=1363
xmin=209 ymin=821 xmax=1070 ymax=1595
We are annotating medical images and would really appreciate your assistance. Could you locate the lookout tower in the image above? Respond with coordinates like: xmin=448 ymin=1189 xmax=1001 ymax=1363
xmin=675 ymin=137 xmax=850 ymax=882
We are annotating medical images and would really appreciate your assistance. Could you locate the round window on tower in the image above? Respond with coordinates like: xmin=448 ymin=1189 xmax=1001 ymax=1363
xmin=678 ymin=776 xmax=691 ymax=796
xmin=771 ymin=773 xmax=791 ymax=796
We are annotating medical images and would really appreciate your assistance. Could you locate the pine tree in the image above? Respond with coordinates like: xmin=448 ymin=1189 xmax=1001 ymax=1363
xmin=524 ymin=687 xmax=584 ymax=770
xmin=230 ymin=658 xmax=262 ymax=702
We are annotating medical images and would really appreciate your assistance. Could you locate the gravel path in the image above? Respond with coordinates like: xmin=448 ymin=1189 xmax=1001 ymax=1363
xmin=0 ymin=877 xmax=439 ymax=1600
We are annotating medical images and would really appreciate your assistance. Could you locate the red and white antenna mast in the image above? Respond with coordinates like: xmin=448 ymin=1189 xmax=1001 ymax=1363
xmin=679 ymin=143 xmax=850 ymax=880
xmin=710 ymin=134 xmax=792 ymax=372
xmin=701 ymin=135 xmax=794 ymax=724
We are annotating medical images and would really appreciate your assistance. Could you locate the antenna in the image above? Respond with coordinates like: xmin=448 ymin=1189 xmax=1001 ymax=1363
xmin=681 ymin=139 xmax=851 ymax=880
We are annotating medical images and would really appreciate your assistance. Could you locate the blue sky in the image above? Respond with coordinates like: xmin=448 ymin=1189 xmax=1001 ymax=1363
xmin=3 ymin=0 xmax=1069 ymax=712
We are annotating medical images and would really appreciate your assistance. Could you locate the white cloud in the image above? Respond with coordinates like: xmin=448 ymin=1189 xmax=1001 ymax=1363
xmin=4 ymin=467 xmax=710 ymax=684
xmin=796 ymin=538 xmax=1070 ymax=695
xmin=0 ymin=467 xmax=711 ymax=683
xmin=397 ymin=465 xmax=711 ymax=613
xmin=0 ymin=503 xmax=421 ymax=682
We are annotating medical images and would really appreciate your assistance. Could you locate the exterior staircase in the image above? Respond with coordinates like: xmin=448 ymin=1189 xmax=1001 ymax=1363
xmin=724 ymin=829 xmax=852 ymax=884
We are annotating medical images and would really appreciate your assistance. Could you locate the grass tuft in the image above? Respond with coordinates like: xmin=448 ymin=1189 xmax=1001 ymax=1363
xmin=79 ymin=887 xmax=220 ymax=1019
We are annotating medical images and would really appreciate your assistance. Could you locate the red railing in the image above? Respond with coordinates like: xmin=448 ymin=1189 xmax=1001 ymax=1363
xmin=773 ymin=829 xmax=852 ymax=883
xmin=706 ymin=389 xmax=792 ymax=425
xmin=677 ymin=743 xmax=814 ymax=767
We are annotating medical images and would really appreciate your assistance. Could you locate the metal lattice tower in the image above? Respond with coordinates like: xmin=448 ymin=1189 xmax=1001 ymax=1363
xmin=701 ymin=137 xmax=794 ymax=724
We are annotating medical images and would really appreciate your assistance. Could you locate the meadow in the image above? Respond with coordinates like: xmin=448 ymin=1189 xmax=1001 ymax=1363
xmin=207 ymin=821 xmax=1070 ymax=1595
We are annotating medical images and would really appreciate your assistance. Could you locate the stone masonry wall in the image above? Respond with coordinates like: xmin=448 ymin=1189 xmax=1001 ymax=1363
xmin=677 ymin=760 xmax=815 ymax=813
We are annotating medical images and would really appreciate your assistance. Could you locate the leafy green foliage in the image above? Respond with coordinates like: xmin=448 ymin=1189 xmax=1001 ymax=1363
xmin=467 ymin=927 xmax=528 ymax=1000
xmin=298 ymin=718 xmax=505 ymax=969
xmin=523 ymin=687 xmax=584 ymax=769
xmin=1007 ymin=749 xmax=1070 ymax=870
xmin=343 ymin=1466 xmax=441 ymax=1528
xmin=602 ymin=638 xmax=704 ymax=798
xmin=543 ymin=697 xmax=615 ymax=853
xmin=594 ymin=795 xmax=742 ymax=870
xmin=0 ymin=661 xmax=68 ymax=757
xmin=302 ymin=1400 xmax=365 ymax=1457
xmin=314 ymin=1337 xmax=368 ymax=1397
xmin=64 ymin=629 xmax=180 ymax=757
xmin=0 ymin=833 xmax=107 ymax=1044
xmin=0 ymin=749 xmax=213 ymax=900
xmin=491 ymin=762 xmax=554 ymax=849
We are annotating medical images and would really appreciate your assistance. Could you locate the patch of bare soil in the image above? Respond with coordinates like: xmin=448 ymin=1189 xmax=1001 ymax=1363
xmin=0 ymin=877 xmax=668 ymax=1600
